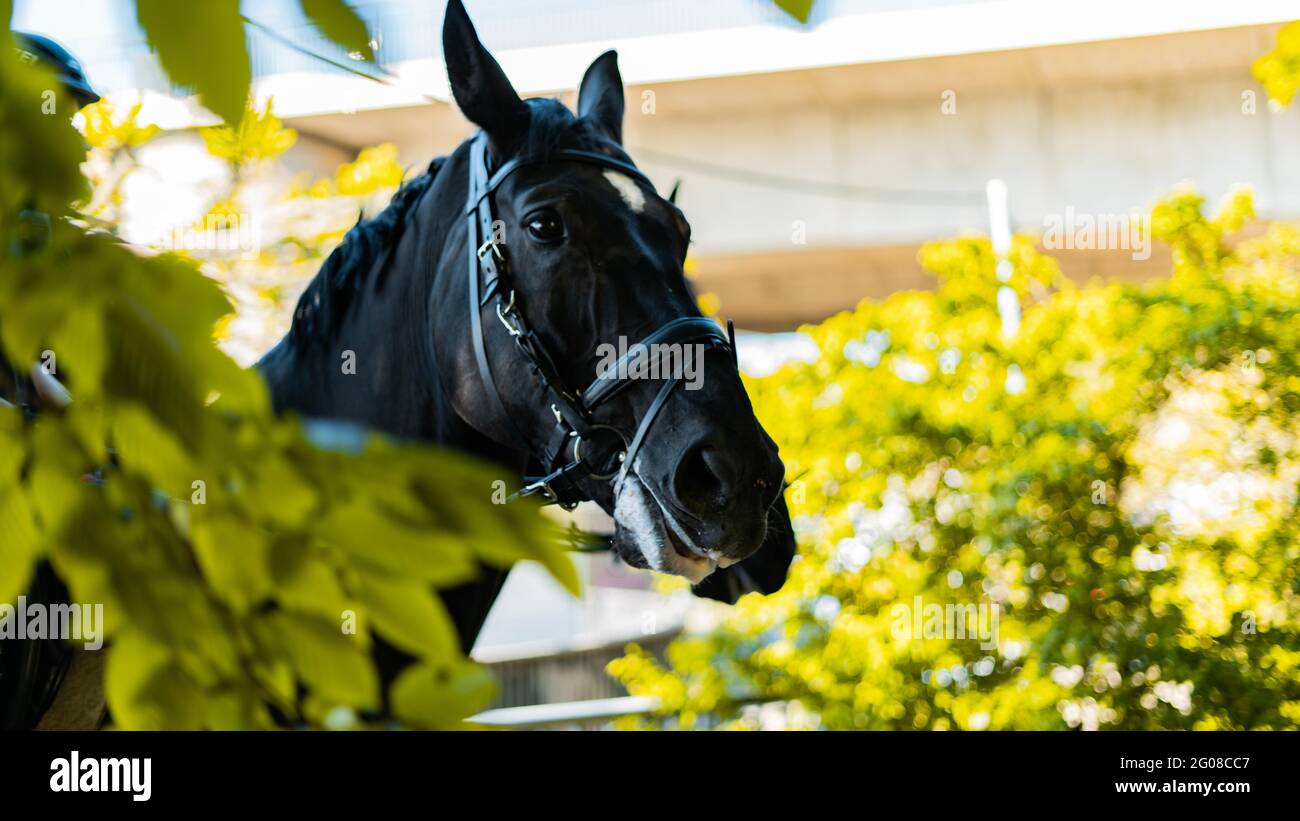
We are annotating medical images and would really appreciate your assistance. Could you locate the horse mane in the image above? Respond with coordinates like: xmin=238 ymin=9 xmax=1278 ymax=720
xmin=517 ymin=97 xmax=628 ymax=163
xmin=284 ymin=100 xmax=623 ymax=354
xmin=286 ymin=158 xmax=442 ymax=352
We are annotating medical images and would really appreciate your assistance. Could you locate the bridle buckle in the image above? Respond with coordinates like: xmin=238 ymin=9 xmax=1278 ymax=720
xmin=477 ymin=238 xmax=504 ymax=263
xmin=496 ymin=290 xmax=523 ymax=337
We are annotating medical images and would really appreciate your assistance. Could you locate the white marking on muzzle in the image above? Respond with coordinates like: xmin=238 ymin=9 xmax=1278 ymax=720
xmin=613 ymin=468 xmax=716 ymax=584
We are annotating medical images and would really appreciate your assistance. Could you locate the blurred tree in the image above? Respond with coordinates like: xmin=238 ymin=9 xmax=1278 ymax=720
xmin=1 ymin=10 xmax=576 ymax=729
xmin=80 ymin=96 xmax=410 ymax=364
xmin=612 ymin=187 xmax=1300 ymax=730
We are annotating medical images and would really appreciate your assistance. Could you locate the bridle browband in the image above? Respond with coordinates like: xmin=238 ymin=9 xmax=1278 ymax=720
xmin=464 ymin=131 xmax=737 ymax=510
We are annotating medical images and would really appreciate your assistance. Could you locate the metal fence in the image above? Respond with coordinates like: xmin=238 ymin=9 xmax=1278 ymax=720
xmin=476 ymin=630 xmax=679 ymax=710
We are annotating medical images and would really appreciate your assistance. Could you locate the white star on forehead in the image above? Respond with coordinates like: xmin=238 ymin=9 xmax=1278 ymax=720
xmin=602 ymin=169 xmax=646 ymax=214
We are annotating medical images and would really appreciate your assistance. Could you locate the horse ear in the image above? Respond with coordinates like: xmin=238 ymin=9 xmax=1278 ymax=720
xmin=577 ymin=49 xmax=625 ymax=144
xmin=442 ymin=0 xmax=527 ymax=144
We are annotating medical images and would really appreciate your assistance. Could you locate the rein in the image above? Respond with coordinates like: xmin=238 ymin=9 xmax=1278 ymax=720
xmin=463 ymin=132 xmax=737 ymax=510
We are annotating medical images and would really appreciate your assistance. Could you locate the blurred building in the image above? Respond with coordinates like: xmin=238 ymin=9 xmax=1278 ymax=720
xmin=259 ymin=0 xmax=1300 ymax=329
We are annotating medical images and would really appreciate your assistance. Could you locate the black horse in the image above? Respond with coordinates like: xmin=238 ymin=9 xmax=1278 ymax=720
xmin=258 ymin=0 xmax=796 ymax=656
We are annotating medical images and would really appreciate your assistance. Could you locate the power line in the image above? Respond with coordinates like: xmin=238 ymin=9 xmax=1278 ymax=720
xmin=627 ymin=144 xmax=986 ymax=207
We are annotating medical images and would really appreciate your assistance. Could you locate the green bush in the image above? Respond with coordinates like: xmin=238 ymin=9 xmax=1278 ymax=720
xmin=1 ymin=30 xmax=575 ymax=730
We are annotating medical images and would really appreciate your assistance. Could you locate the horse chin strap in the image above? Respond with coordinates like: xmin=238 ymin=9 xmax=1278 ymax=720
xmin=464 ymin=131 xmax=737 ymax=510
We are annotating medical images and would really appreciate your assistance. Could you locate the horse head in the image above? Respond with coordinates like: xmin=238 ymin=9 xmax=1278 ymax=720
xmin=431 ymin=0 xmax=796 ymax=601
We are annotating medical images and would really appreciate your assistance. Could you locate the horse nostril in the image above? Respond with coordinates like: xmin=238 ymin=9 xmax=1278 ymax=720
xmin=674 ymin=443 xmax=734 ymax=510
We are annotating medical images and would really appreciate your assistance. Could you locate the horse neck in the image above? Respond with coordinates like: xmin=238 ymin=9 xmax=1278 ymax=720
xmin=416 ymin=146 xmax=530 ymax=466
xmin=259 ymin=147 xmax=519 ymax=465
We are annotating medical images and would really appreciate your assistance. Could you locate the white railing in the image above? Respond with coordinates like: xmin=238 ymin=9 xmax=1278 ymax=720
xmin=467 ymin=695 xmax=660 ymax=729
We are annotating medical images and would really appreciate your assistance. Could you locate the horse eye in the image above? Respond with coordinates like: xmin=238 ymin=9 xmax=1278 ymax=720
xmin=525 ymin=210 xmax=565 ymax=243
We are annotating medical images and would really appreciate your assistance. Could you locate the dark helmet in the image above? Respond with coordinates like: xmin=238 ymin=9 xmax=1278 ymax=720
xmin=12 ymin=31 xmax=100 ymax=108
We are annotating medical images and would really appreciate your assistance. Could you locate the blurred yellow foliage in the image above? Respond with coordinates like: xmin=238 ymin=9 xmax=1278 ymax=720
xmin=198 ymin=98 xmax=297 ymax=165
xmin=1253 ymin=21 xmax=1300 ymax=107
xmin=613 ymin=188 xmax=1300 ymax=730
xmin=80 ymin=99 xmax=159 ymax=151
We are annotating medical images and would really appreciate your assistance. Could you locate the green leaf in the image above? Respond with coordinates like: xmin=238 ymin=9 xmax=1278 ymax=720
xmin=300 ymin=0 xmax=374 ymax=61
xmin=191 ymin=514 xmax=273 ymax=612
xmin=247 ymin=454 xmax=317 ymax=529
xmin=110 ymin=401 xmax=195 ymax=497
xmin=136 ymin=0 xmax=251 ymax=126
xmin=314 ymin=499 xmax=479 ymax=585
xmin=249 ymin=657 xmax=297 ymax=715
xmin=0 ymin=47 xmax=88 ymax=215
xmin=0 ymin=290 xmax=60 ymax=371
xmin=773 ymin=0 xmax=814 ymax=23
xmin=50 ymin=304 xmax=106 ymax=396
xmin=0 ymin=412 xmax=24 ymax=483
xmin=458 ymin=509 xmax=581 ymax=596
xmin=0 ymin=485 xmax=40 ymax=605
xmin=271 ymin=545 xmax=358 ymax=626
xmin=261 ymin=611 xmax=379 ymax=710
xmin=103 ymin=631 xmax=170 ymax=728
xmin=390 ymin=661 xmax=496 ymax=729
xmin=354 ymin=574 xmax=459 ymax=660
xmin=63 ymin=402 xmax=109 ymax=466
xmin=202 ymin=684 xmax=272 ymax=729
xmin=104 ymin=631 xmax=207 ymax=729
xmin=26 ymin=458 xmax=87 ymax=537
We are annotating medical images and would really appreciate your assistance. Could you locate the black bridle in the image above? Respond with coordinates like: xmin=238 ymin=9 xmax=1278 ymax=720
xmin=464 ymin=132 xmax=736 ymax=510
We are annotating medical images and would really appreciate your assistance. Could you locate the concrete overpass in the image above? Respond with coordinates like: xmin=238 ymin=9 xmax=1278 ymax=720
xmin=262 ymin=1 xmax=1299 ymax=329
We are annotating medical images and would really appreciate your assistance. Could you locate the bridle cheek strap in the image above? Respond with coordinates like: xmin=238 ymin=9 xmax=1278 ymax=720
xmin=467 ymin=134 xmax=530 ymax=449
xmin=619 ymin=376 xmax=677 ymax=486
xmin=463 ymin=131 xmax=737 ymax=509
